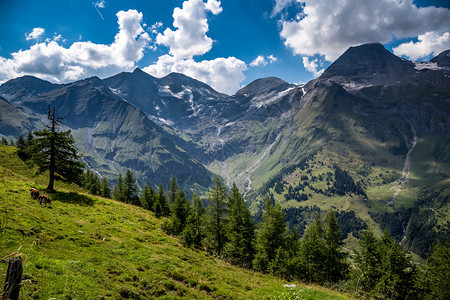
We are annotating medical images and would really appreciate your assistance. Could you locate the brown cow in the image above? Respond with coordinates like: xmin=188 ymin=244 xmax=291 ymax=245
xmin=38 ymin=194 xmax=52 ymax=205
xmin=30 ymin=188 xmax=39 ymax=199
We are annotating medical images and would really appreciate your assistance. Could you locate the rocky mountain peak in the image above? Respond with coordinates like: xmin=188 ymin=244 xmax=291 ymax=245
xmin=430 ymin=49 xmax=450 ymax=68
xmin=320 ymin=43 xmax=416 ymax=87
xmin=236 ymin=77 xmax=292 ymax=98
xmin=0 ymin=75 xmax=58 ymax=102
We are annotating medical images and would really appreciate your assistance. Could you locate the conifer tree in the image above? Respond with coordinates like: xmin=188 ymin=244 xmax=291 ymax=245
xmin=112 ymin=174 xmax=125 ymax=202
xmin=165 ymin=189 xmax=191 ymax=235
xmin=123 ymin=169 xmax=139 ymax=205
xmin=204 ymin=177 xmax=228 ymax=256
xmin=168 ymin=176 xmax=178 ymax=208
xmin=154 ymin=183 xmax=170 ymax=218
xmin=100 ymin=177 xmax=111 ymax=198
xmin=30 ymin=107 xmax=84 ymax=191
xmin=421 ymin=238 xmax=450 ymax=300
xmin=324 ymin=209 xmax=348 ymax=282
xmin=183 ymin=193 xmax=205 ymax=248
xmin=377 ymin=232 xmax=417 ymax=299
xmin=225 ymin=182 xmax=255 ymax=267
xmin=141 ymin=184 xmax=155 ymax=211
xmin=17 ymin=132 xmax=33 ymax=160
xmin=253 ymin=196 xmax=288 ymax=272
xmin=299 ymin=212 xmax=327 ymax=283
xmin=91 ymin=173 xmax=101 ymax=195
xmin=354 ymin=230 xmax=418 ymax=299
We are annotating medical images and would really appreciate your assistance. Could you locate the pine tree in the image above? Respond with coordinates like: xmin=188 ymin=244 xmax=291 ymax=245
xmin=141 ymin=184 xmax=155 ymax=211
xmin=112 ymin=174 xmax=125 ymax=202
xmin=1 ymin=136 xmax=8 ymax=145
xmin=182 ymin=193 xmax=205 ymax=248
xmin=204 ymin=177 xmax=228 ymax=256
xmin=253 ymin=196 xmax=288 ymax=272
xmin=123 ymin=169 xmax=139 ymax=205
xmin=324 ymin=209 xmax=348 ymax=282
xmin=299 ymin=212 xmax=326 ymax=283
xmin=225 ymin=182 xmax=255 ymax=267
xmin=100 ymin=177 xmax=111 ymax=198
xmin=154 ymin=183 xmax=170 ymax=218
xmin=29 ymin=107 xmax=84 ymax=191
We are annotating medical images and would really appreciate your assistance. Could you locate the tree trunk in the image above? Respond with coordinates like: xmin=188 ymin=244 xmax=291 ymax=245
xmin=3 ymin=258 xmax=22 ymax=300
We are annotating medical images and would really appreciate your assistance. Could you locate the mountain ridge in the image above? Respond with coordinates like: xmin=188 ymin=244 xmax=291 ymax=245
xmin=0 ymin=43 xmax=449 ymax=257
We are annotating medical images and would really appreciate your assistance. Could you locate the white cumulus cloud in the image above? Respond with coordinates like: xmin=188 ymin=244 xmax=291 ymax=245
xmin=250 ymin=55 xmax=267 ymax=67
xmin=393 ymin=31 xmax=450 ymax=60
xmin=279 ymin=0 xmax=450 ymax=62
xmin=0 ymin=9 xmax=151 ymax=83
xmin=156 ymin=0 xmax=222 ymax=59
xmin=25 ymin=27 xmax=45 ymax=41
xmin=144 ymin=55 xmax=246 ymax=95
xmin=144 ymin=0 xmax=246 ymax=95
xmin=250 ymin=55 xmax=278 ymax=67
xmin=302 ymin=57 xmax=324 ymax=77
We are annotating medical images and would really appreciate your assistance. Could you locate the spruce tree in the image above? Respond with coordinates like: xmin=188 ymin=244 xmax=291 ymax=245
xmin=30 ymin=107 xmax=84 ymax=191
xmin=324 ymin=209 xmax=348 ymax=282
xmin=354 ymin=230 xmax=418 ymax=299
xmin=183 ymin=193 xmax=205 ymax=248
xmin=123 ymin=169 xmax=139 ymax=205
xmin=377 ymin=232 xmax=418 ymax=299
xmin=164 ymin=188 xmax=191 ymax=235
xmin=141 ymin=184 xmax=155 ymax=211
xmin=204 ymin=177 xmax=228 ymax=256
xmin=154 ymin=183 xmax=170 ymax=218
xmin=112 ymin=174 xmax=125 ymax=202
xmin=299 ymin=212 xmax=327 ymax=283
xmin=353 ymin=229 xmax=382 ymax=295
xmin=168 ymin=176 xmax=178 ymax=208
xmin=100 ymin=177 xmax=111 ymax=198
xmin=91 ymin=173 xmax=101 ymax=195
xmin=253 ymin=196 xmax=288 ymax=272
xmin=421 ymin=238 xmax=450 ymax=300
xmin=225 ymin=182 xmax=255 ymax=267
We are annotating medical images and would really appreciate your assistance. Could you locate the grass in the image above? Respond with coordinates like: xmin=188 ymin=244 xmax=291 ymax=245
xmin=0 ymin=145 xmax=352 ymax=299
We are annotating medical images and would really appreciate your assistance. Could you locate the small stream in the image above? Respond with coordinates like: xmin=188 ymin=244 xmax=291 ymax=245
xmin=388 ymin=124 xmax=417 ymax=205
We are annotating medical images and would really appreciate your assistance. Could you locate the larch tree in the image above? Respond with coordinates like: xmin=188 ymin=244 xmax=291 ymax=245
xmin=30 ymin=107 xmax=84 ymax=191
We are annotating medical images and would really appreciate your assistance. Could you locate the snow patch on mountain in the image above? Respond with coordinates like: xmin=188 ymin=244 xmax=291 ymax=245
xmin=414 ymin=62 xmax=443 ymax=70
xmin=251 ymin=86 xmax=295 ymax=108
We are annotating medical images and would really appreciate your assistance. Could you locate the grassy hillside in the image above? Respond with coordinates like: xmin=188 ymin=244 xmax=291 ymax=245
xmin=0 ymin=145 xmax=351 ymax=299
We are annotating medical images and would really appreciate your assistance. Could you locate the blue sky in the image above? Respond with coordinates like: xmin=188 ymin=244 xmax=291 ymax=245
xmin=0 ymin=0 xmax=449 ymax=94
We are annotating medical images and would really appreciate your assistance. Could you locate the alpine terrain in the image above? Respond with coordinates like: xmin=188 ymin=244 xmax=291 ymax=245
xmin=1 ymin=43 xmax=449 ymax=258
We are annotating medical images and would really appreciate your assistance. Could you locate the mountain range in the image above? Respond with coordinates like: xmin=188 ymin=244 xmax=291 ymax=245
xmin=1 ymin=43 xmax=449 ymax=257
